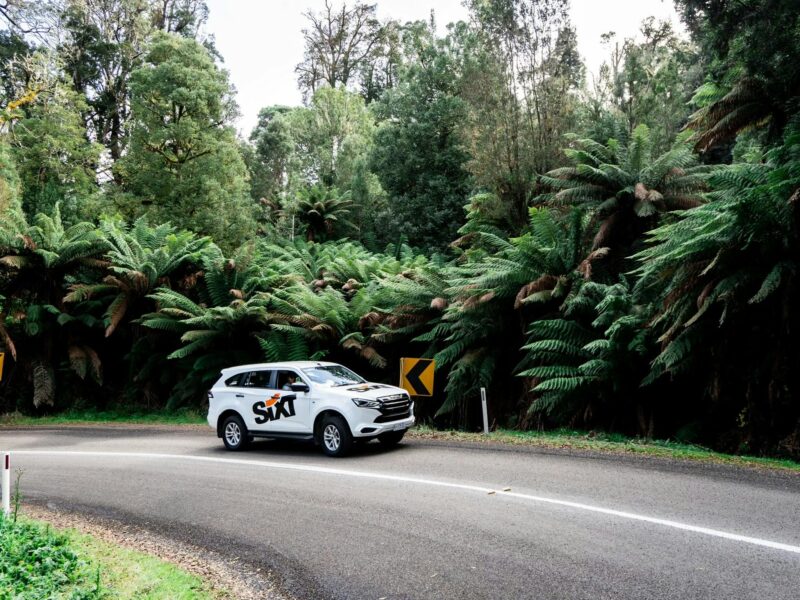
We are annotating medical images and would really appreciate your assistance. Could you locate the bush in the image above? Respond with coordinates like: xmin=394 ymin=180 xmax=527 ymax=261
xmin=0 ymin=514 xmax=99 ymax=599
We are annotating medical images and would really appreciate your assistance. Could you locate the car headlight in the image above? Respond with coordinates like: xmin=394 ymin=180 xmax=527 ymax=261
xmin=352 ymin=398 xmax=381 ymax=409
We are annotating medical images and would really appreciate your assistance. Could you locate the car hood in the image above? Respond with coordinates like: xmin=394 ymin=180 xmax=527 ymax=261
xmin=316 ymin=382 xmax=408 ymax=400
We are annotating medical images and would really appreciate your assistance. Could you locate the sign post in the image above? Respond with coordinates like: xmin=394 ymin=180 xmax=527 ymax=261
xmin=2 ymin=452 xmax=9 ymax=517
xmin=400 ymin=358 xmax=435 ymax=397
xmin=480 ymin=387 xmax=489 ymax=434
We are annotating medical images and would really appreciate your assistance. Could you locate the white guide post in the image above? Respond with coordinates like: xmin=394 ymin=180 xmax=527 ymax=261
xmin=2 ymin=452 xmax=9 ymax=517
xmin=480 ymin=387 xmax=489 ymax=435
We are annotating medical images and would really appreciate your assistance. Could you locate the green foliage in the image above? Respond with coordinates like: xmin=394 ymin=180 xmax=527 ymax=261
xmin=65 ymin=218 xmax=210 ymax=337
xmin=114 ymin=32 xmax=255 ymax=248
xmin=295 ymin=185 xmax=354 ymax=242
xmin=247 ymin=105 xmax=295 ymax=204
xmin=370 ymin=24 xmax=473 ymax=252
xmin=9 ymin=67 xmax=102 ymax=224
xmin=518 ymin=280 xmax=651 ymax=431
xmin=371 ymin=207 xmax=588 ymax=426
xmin=130 ymin=237 xmax=426 ymax=407
xmin=460 ymin=0 xmax=582 ymax=230
xmin=0 ymin=514 xmax=96 ymax=599
xmin=246 ymin=87 xmax=381 ymax=247
xmin=588 ymin=19 xmax=701 ymax=155
xmin=0 ymin=139 xmax=25 ymax=231
xmin=539 ymin=125 xmax=710 ymax=270
xmin=0 ymin=204 xmax=106 ymax=408
xmin=678 ymin=0 xmax=800 ymax=149
xmin=634 ymin=123 xmax=800 ymax=452
xmin=290 ymin=87 xmax=375 ymax=189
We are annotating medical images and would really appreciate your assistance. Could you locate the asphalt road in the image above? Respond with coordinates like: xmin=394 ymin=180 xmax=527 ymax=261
xmin=2 ymin=428 xmax=799 ymax=599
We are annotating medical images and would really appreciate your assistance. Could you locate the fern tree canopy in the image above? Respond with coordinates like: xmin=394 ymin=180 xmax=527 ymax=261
xmin=634 ymin=123 xmax=800 ymax=454
xmin=0 ymin=204 xmax=106 ymax=408
xmin=538 ymin=125 xmax=710 ymax=272
xmin=678 ymin=0 xmax=800 ymax=151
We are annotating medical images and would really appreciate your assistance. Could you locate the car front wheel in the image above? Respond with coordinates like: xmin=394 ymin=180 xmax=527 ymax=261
xmin=319 ymin=415 xmax=353 ymax=457
xmin=222 ymin=415 xmax=250 ymax=451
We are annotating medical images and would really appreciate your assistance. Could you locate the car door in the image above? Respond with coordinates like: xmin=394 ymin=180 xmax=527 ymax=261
xmin=269 ymin=369 xmax=312 ymax=434
xmin=237 ymin=369 xmax=276 ymax=432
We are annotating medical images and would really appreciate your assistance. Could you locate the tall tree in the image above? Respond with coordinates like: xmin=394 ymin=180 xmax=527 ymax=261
xmin=592 ymin=19 xmax=700 ymax=154
xmin=58 ymin=0 xmax=209 ymax=163
xmin=357 ymin=17 xmax=401 ymax=103
xmin=289 ymin=86 xmax=375 ymax=189
xmin=461 ymin=0 xmax=583 ymax=231
xmin=370 ymin=22 xmax=472 ymax=252
xmin=6 ymin=55 xmax=102 ymax=223
xmin=0 ymin=138 xmax=24 ymax=227
xmin=59 ymin=0 xmax=152 ymax=163
xmin=114 ymin=32 xmax=255 ymax=247
xmin=247 ymin=105 xmax=295 ymax=204
xmin=295 ymin=0 xmax=384 ymax=101
xmin=149 ymin=0 xmax=208 ymax=35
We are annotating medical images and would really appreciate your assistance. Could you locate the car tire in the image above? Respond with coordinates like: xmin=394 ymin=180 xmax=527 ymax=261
xmin=319 ymin=414 xmax=353 ymax=457
xmin=378 ymin=429 xmax=406 ymax=447
xmin=222 ymin=414 xmax=250 ymax=451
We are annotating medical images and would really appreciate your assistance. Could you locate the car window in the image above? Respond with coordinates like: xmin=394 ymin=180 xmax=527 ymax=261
xmin=225 ymin=373 xmax=244 ymax=387
xmin=276 ymin=370 xmax=304 ymax=390
xmin=302 ymin=365 xmax=365 ymax=386
xmin=245 ymin=370 xmax=273 ymax=388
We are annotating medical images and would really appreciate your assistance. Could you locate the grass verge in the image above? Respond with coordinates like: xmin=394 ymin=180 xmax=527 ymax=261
xmin=409 ymin=425 xmax=800 ymax=473
xmin=0 ymin=408 xmax=206 ymax=427
xmin=0 ymin=511 xmax=224 ymax=599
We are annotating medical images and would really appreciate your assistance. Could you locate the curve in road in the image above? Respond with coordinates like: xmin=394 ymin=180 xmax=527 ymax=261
xmin=3 ymin=428 xmax=799 ymax=599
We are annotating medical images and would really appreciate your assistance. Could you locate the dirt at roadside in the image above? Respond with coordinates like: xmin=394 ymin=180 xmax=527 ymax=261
xmin=22 ymin=503 xmax=294 ymax=600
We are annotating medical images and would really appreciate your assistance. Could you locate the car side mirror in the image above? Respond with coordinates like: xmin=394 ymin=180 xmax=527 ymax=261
xmin=290 ymin=382 xmax=310 ymax=393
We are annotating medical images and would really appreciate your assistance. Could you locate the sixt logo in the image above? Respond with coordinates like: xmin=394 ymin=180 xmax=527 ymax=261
xmin=253 ymin=393 xmax=296 ymax=424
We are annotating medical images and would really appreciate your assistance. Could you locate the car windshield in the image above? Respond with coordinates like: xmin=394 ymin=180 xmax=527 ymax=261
xmin=302 ymin=365 xmax=365 ymax=387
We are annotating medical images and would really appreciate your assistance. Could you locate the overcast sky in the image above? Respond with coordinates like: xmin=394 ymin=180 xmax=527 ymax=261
xmin=205 ymin=0 xmax=685 ymax=136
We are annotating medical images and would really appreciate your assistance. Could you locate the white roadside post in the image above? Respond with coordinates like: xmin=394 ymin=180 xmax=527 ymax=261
xmin=2 ymin=452 xmax=9 ymax=517
xmin=480 ymin=387 xmax=489 ymax=435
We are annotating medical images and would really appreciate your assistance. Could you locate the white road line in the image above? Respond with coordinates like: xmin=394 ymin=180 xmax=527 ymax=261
xmin=11 ymin=449 xmax=800 ymax=555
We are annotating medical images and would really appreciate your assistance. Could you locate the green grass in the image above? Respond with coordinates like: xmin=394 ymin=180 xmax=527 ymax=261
xmin=0 ymin=512 xmax=223 ymax=599
xmin=0 ymin=408 xmax=206 ymax=427
xmin=409 ymin=425 xmax=800 ymax=473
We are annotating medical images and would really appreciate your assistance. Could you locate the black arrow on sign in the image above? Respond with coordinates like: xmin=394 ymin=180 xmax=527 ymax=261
xmin=406 ymin=359 xmax=433 ymax=396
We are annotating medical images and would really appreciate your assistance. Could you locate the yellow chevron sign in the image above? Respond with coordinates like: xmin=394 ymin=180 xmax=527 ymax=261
xmin=0 ymin=353 xmax=4 ymax=382
xmin=400 ymin=357 xmax=435 ymax=397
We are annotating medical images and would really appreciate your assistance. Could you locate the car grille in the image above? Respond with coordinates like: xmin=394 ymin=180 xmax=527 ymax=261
xmin=374 ymin=394 xmax=412 ymax=423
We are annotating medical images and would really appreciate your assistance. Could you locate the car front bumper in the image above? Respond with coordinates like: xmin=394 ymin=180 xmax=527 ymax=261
xmin=352 ymin=415 xmax=415 ymax=437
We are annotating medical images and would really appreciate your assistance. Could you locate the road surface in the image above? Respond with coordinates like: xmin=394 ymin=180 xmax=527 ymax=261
xmin=2 ymin=427 xmax=799 ymax=599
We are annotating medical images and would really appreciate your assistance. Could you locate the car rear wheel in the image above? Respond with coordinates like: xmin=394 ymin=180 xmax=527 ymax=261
xmin=222 ymin=415 xmax=249 ymax=451
xmin=319 ymin=414 xmax=353 ymax=457
xmin=378 ymin=429 xmax=406 ymax=447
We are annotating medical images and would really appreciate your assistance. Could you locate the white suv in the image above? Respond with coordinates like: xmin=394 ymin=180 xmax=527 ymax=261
xmin=207 ymin=361 xmax=415 ymax=457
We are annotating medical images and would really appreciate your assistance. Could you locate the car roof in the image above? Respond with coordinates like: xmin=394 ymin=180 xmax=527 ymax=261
xmin=220 ymin=361 xmax=340 ymax=375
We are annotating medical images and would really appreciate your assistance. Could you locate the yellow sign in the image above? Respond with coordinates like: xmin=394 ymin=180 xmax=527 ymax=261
xmin=0 ymin=352 xmax=4 ymax=382
xmin=400 ymin=358 xmax=435 ymax=397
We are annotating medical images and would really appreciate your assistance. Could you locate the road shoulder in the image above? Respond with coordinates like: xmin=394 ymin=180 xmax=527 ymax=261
xmin=22 ymin=501 xmax=293 ymax=600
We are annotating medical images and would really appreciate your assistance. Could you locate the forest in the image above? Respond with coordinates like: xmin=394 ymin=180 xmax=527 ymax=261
xmin=0 ymin=0 xmax=798 ymax=459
